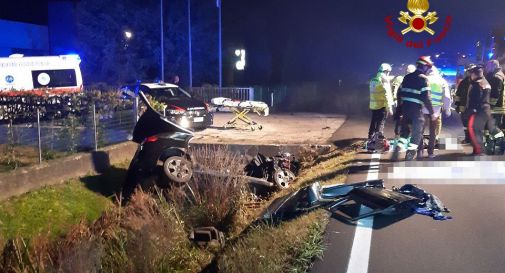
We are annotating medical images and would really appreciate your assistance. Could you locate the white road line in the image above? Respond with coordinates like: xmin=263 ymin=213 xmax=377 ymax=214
xmin=345 ymin=152 xmax=381 ymax=273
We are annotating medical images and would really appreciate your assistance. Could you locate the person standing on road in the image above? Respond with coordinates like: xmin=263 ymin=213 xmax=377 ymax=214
xmin=465 ymin=65 xmax=504 ymax=155
xmin=419 ymin=66 xmax=452 ymax=159
xmin=455 ymin=64 xmax=476 ymax=143
xmin=392 ymin=64 xmax=416 ymax=138
xmin=392 ymin=56 xmax=437 ymax=161
xmin=368 ymin=63 xmax=394 ymax=142
xmin=485 ymin=60 xmax=505 ymax=129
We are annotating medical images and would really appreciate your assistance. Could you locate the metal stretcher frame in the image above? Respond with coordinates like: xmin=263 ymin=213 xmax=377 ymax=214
xmin=223 ymin=107 xmax=264 ymax=131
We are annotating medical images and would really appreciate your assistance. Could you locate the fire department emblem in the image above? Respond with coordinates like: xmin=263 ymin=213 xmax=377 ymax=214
xmin=398 ymin=0 xmax=438 ymax=35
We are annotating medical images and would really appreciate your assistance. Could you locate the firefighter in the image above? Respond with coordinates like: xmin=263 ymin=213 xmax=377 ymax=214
xmin=485 ymin=60 xmax=505 ymax=129
xmin=368 ymin=63 xmax=394 ymax=142
xmin=454 ymin=63 xmax=476 ymax=143
xmin=419 ymin=66 xmax=452 ymax=158
xmin=465 ymin=65 xmax=504 ymax=155
xmin=392 ymin=56 xmax=437 ymax=161
xmin=392 ymin=64 xmax=416 ymax=138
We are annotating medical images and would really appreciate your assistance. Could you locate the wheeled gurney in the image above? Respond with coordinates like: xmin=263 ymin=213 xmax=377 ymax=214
xmin=211 ymin=97 xmax=269 ymax=131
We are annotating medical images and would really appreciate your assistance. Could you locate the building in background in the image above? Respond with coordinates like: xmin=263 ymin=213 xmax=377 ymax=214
xmin=0 ymin=19 xmax=49 ymax=56
xmin=0 ymin=1 xmax=76 ymax=57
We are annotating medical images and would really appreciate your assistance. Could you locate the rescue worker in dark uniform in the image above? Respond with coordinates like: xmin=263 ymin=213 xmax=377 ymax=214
xmin=454 ymin=64 xmax=476 ymax=143
xmin=465 ymin=65 xmax=504 ymax=155
xmin=485 ymin=60 xmax=505 ymax=129
xmin=392 ymin=56 xmax=437 ymax=161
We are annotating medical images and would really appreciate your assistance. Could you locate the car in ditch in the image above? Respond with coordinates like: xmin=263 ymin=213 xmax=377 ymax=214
xmin=121 ymin=90 xmax=194 ymax=201
xmin=122 ymin=82 xmax=213 ymax=130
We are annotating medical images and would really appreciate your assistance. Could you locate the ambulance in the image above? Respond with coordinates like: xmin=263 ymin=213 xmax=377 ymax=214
xmin=0 ymin=54 xmax=83 ymax=95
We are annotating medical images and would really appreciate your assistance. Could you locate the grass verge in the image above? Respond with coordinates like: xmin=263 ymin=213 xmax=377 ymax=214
xmin=0 ymin=182 xmax=111 ymax=239
xmin=217 ymin=210 xmax=329 ymax=273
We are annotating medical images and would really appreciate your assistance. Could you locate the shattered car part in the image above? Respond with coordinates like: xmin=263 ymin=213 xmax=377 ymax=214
xmin=262 ymin=180 xmax=452 ymax=222
xmin=122 ymin=91 xmax=194 ymax=201
xmin=245 ymin=153 xmax=300 ymax=189
xmin=190 ymin=227 xmax=225 ymax=247
xmin=262 ymin=180 xmax=385 ymax=221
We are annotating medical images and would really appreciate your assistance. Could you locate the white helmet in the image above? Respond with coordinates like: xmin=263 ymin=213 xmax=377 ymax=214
xmin=379 ymin=63 xmax=392 ymax=73
xmin=406 ymin=64 xmax=416 ymax=74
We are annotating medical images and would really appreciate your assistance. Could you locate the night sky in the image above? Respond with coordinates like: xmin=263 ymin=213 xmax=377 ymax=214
xmin=3 ymin=0 xmax=505 ymax=84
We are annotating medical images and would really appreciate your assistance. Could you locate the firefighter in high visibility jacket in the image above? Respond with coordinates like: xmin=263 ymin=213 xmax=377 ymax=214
xmin=455 ymin=63 xmax=476 ymax=143
xmin=465 ymin=65 xmax=504 ymax=155
xmin=420 ymin=66 xmax=452 ymax=158
xmin=368 ymin=63 xmax=394 ymax=141
xmin=485 ymin=60 xmax=505 ymax=128
xmin=392 ymin=56 xmax=437 ymax=161
xmin=392 ymin=64 xmax=416 ymax=138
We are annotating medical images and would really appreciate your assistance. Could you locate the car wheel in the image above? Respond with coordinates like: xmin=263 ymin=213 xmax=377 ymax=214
xmin=163 ymin=156 xmax=193 ymax=184
xmin=273 ymin=169 xmax=295 ymax=189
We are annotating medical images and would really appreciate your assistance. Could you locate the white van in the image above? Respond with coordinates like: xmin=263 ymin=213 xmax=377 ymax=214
xmin=0 ymin=54 xmax=83 ymax=95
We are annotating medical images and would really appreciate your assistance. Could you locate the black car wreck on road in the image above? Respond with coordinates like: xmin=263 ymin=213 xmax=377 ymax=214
xmin=122 ymin=82 xmax=213 ymax=130
xmin=122 ymin=91 xmax=195 ymax=201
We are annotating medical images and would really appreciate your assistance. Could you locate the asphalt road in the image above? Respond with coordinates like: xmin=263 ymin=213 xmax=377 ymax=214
xmin=312 ymin=114 xmax=505 ymax=273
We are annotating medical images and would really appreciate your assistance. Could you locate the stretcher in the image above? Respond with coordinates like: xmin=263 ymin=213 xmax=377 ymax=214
xmin=211 ymin=97 xmax=269 ymax=131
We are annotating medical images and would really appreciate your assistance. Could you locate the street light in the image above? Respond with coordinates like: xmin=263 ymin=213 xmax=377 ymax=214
xmin=235 ymin=49 xmax=246 ymax=70
xmin=161 ymin=0 xmax=165 ymax=81
xmin=124 ymin=31 xmax=133 ymax=40
xmin=217 ymin=0 xmax=222 ymax=89
xmin=188 ymin=0 xmax=193 ymax=89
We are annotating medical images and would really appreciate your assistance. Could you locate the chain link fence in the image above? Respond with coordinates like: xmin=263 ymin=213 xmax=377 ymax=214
xmin=0 ymin=92 xmax=136 ymax=171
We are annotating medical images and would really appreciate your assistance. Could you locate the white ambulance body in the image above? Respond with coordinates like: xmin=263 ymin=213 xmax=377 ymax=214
xmin=0 ymin=54 xmax=83 ymax=95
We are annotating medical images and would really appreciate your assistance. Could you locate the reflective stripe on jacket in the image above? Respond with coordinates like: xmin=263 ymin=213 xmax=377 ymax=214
xmin=370 ymin=73 xmax=393 ymax=110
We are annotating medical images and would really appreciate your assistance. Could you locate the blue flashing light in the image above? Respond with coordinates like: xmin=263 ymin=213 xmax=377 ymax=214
xmin=488 ymin=52 xmax=494 ymax=59
xmin=439 ymin=68 xmax=457 ymax=77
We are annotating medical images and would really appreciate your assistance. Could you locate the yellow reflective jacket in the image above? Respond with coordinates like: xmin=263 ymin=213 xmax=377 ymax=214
xmin=370 ymin=73 xmax=393 ymax=110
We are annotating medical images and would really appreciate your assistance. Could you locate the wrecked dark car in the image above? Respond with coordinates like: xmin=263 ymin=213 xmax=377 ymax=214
xmin=122 ymin=91 xmax=194 ymax=201
xmin=244 ymin=153 xmax=300 ymax=189
xmin=262 ymin=180 xmax=451 ymax=222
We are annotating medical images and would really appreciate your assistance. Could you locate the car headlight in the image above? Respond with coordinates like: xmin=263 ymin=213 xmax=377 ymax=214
xmin=180 ymin=116 xmax=190 ymax=128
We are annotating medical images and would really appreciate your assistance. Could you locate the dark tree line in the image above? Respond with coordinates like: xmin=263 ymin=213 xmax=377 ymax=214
xmin=76 ymin=0 xmax=218 ymax=87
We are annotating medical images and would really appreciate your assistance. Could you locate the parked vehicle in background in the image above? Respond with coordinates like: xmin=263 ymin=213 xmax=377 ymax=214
xmin=0 ymin=54 xmax=83 ymax=95
xmin=122 ymin=91 xmax=194 ymax=201
xmin=121 ymin=82 xmax=213 ymax=130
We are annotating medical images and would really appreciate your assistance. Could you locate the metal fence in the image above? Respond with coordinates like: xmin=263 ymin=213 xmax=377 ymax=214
xmin=0 ymin=99 xmax=136 ymax=168
xmin=190 ymin=87 xmax=255 ymax=102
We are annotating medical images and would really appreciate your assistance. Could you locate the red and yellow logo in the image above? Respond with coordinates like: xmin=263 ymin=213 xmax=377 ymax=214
xmin=385 ymin=0 xmax=452 ymax=48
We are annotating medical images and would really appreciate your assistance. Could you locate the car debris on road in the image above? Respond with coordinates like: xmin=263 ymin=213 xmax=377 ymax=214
xmin=262 ymin=180 xmax=452 ymax=223
xmin=245 ymin=152 xmax=300 ymax=189
xmin=190 ymin=227 xmax=225 ymax=248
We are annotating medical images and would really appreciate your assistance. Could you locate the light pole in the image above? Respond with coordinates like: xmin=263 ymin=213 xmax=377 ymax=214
xmin=124 ymin=30 xmax=133 ymax=83
xmin=188 ymin=0 xmax=193 ymax=89
xmin=160 ymin=0 xmax=165 ymax=81
xmin=217 ymin=0 xmax=222 ymax=89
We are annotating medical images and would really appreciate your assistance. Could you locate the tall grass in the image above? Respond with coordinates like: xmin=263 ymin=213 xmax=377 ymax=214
xmin=0 ymin=191 xmax=212 ymax=273
xmin=172 ymin=146 xmax=252 ymax=235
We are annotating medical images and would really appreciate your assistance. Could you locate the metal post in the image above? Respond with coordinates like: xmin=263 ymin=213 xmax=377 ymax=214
xmin=93 ymin=104 xmax=98 ymax=151
xmin=271 ymin=92 xmax=274 ymax=107
xmin=218 ymin=0 xmax=222 ymax=90
xmin=37 ymin=108 xmax=42 ymax=164
xmin=248 ymin=87 xmax=254 ymax=101
xmin=134 ymin=96 xmax=139 ymax=123
xmin=161 ymin=0 xmax=165 ymax=81
xmin=188 ymin=0 xmax=193 ymax=89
